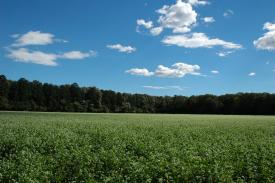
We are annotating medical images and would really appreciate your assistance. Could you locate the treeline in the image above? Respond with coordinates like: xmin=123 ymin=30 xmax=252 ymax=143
xmin=0 ymin=75 xmax=275 ymax=115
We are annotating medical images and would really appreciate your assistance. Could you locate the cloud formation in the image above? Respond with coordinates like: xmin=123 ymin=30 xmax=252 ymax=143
xmin=61 ymin=50 xmax=97 ymax=59
xmin=6 ymin=30 xmax=96 ymax=66
xmin=107 ymin=44 xmax=136 ymax=53
xmin=137 ymin=19 xmax=153 ymax=29
xmin=216 ymin=51 xmax=234 ymax=57
xmin=126 ymin=62 xmax=201 ymax=78
xmin=211 ymin=70 xmax=219 ymax=74
xmin=154 ymin=63 xmax=200 ymax=77
xmin=143 ymin=85 xmax=184 ymax=90
xmin=162 ymin=33 xmax=242 ymax=49
xmin=157 ymin=0 xmax=197 ymax=33
xmin=12 ymin=31 xmax=56 ymax=47
xmin=202 ymin=17 xmax=215 ymax=23
xmin=136 ymin=0 xmax=206 ymax=36
xmin=7 ymin=48 xmax=96 ymax=66
xmin=248 ymin=72 xmax=256 ymax=76
xmin=150 ymin=27 xmax=164 ymax=36
xmin=254 ymin=22 xmax=275 ymax=51
xmin=186 ymin=0 xmax=209 ymax=6
xmin=125 ymin=68 xmax=154 ymax=76
xmin=7 ymin=48 xmax=58 ymax=66
xmin=136 ymin=0 xmax=239 ymax=55
xmin=223 ymin=10 xmax=234 ymax=18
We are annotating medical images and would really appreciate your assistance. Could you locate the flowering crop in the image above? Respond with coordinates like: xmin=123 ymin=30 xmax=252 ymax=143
xmin=0 ymin=112 xmax=274 ymax=182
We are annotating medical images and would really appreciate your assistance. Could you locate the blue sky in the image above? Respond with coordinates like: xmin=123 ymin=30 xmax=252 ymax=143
xmin=0 ymin=0 xmax=275 ymax=96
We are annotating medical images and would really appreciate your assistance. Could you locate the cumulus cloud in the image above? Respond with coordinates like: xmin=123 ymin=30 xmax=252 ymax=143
xmin=126 ymin=62 xmax=201 ymax=78
xmin=61 ymin=50 xmax=97 ymax=59
xmin=136 ymin=20 xmax=163 ymax=36
xmin=136 ymin=0 xmax=202 ymax=36
xmin=211 ymin=70 xmax=219 ymax=74
xmin=202 ymin=17 xmax=215 ymax=23
xmin=248 ymin=72 xmax=256 ymax=76
xmin=253 ymin=22 xmax=275 ymax=51
xmin=137 ymin=19 xmax=153 ymax=29
xmin=162 ymin=32 xmax=242 ymax=49
xmin=150 ymin=27 xmax=164 ymax=36
xmin=125 ymin=68 xmax=154 ymax=76
xmin=264 ymin=22 xmax=275 ymax=30
xmin=223 ymin=9 xmax=234 ymax=18
xmin=143 ymin=85 xmax=185 ymax=90
xmin=7 ymin=48 xmax=58 ymax=66
xmin=155 ymin=63 xmax=201 ymax=77
xmin=12 ymin=31 xmax=57 ymax=47
xmin=136 ymin=1 xmax=238 ymax=54
xmin=6 ymin=30 xmax=96 ymax=66
xmin=107 ymin=44 xmax=136 ymax=53
xmin=7 ymin=48 xmax=96 ymax=66
xmin=157 ymin=0 xmax=197 ymax=33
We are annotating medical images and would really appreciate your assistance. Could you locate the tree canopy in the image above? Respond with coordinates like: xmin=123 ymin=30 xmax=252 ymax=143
xmin=0 ymin=75 xmax=274 ymax=115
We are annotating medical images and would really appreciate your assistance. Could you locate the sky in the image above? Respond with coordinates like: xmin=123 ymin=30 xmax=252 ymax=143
xmin=0 ymin=0 xmax=275 ymax=96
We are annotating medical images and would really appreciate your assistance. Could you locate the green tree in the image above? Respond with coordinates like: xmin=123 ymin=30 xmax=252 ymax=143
xmin=0 ymin=75 xmax=10 ymax=109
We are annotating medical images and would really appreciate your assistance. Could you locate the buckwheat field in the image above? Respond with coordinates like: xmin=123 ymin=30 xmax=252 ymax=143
xmin=0 ymin=112 xmax=274 ymax=182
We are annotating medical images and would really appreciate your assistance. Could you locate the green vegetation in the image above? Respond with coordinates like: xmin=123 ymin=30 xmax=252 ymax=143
xmin=0 ymin=112 xmax=274 ymax=182
xmin=1 ymin=75 xmax=275 ymax=115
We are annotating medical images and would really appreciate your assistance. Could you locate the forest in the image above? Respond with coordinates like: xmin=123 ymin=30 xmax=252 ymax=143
xmin=0 ymin=75 xmax=274 ymax=115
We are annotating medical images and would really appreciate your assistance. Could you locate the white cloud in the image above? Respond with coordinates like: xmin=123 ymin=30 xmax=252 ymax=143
xmin=136 ymin=0 xmax=212 ymax=37
xmin=136 ymin=1 xmax=240 ymax=55
xmin=157 ymin=0 xmax=197 ymax=33
xmin=136 ymin=20 xmax=163 ymax=36
xmin=12 ymin=31 xmax=55 ymax=46
xmin=211 ymin=70 xmax=219 ymax=74
xmin=155 ymin=62 xmax=201 ymax=77
xmin=143 ymin=85 xmax=184 ymax=90
xmin=137 ymin=19 xmax=153 ymax=29
xmin=136 ymin=0 xmax=199 ymax=36
xmin=107 ymin=44 xmax=136 ymax=53
xmin=217 ymin=51 xmax=234 ymax=57
xmin=264 ymin=22 xmax=275 ymax=30
xmin=248 ymin=72 xmax=256 ymax=76
xmin=186 ymin=0 xmax=209 ymax=6
xmin=125 ymin=68 xmax=154 ymax=76
xmin=223 ymin=9 xmax=234 ymax=18
xmin=7 ymin=48 xmax=96 ymax=66
xmin=202 ymin=17 xmax=215 ymax=23
xmin=150 ymin=27 xmax=164 ymax=36
xmin=217 ymin=52 xmax=226 ymax=57
xmin=7 ymin=48 xmax=58 ymax=66
xmin=7 ymin=31 xmax=96 ymax=66
xmin=61 ymin=50 xmax=97 ymax=59
xmin=253 ymin=22 xmax=275 ymax=51
xmin=162 ymin=32 xmax=242 ymax=49
xmin=127 ymin=62 xmax=201 ymax=78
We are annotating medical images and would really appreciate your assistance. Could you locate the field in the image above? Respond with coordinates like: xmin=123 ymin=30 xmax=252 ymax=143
xmin=0 ymin=112 xmax=274 ymax=182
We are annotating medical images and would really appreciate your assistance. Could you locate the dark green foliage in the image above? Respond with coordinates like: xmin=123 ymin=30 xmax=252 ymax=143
xmin=0 ymin=74 xmax=275 ymax=114
xmin=0 ymin=75 xmax=10 ymax=110
xmin=0 ymin=112 xmax=274 ymax=182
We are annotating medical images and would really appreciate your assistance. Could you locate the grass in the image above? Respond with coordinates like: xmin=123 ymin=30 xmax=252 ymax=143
xmin=0 ymin=112 xmax=274 ymax=182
